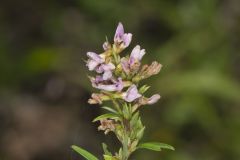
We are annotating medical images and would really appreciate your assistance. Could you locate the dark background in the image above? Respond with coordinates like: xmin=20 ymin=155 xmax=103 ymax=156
xmin=0 ymin=0 xmax=240 ymax=160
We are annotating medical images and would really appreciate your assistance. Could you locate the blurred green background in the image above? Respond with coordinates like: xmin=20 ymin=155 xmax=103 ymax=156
xmin=0 ymin=0 xmax=240 ymax=160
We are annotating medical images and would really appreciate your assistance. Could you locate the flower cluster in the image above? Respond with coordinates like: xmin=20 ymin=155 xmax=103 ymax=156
xmin=72 ymin=22 xmax=174 ymax=160
xmin=87 ymin=22 xmax=162 ymax=107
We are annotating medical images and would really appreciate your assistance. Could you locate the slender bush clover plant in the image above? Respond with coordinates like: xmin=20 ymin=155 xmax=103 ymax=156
xmin=72 ymin=22 xmax=174 ymax=160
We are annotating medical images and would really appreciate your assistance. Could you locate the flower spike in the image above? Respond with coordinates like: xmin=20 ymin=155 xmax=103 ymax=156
xmin=73 ymin=22 xmax=174 ymax=160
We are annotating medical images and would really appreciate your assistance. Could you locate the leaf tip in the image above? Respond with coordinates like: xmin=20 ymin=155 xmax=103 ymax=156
xmin=71 ymin=145 xmax=78 ymax=150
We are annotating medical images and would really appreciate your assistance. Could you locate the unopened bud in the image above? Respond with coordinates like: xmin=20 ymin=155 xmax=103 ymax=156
xmin=88 ymin=93 xmax=111 ymax=104
xmin=98 ymin=119 xmax=116 ymax=134
xmin=137 ymin=61 xmax=162 ymax=80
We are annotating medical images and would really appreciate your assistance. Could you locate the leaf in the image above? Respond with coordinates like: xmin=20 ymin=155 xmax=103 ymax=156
xmin=139 ymin=85 xmax=150 ymax=94
xmin=130 ymin=112 xmax=139 ymax=128
xmin=103 ymin=155 xmax=118 ymax=160
xmin=71 ymin=145 xmax=99 ymax=160
xmin=122 ymin=103 xmax=130 ymax=119
xmin=102 ymin=106 xmax=118 ymax=114
xmin=118 ymin=148 xmax=123 ymax=160
xmin=103 ymin=155 xmax=111 ymax=160
xmin=102 ymin=143 xmax=112 ymax=156
xmin=93 ymin=113 xmax=120 ymax=122
xmin=129 ymin=140 xmax=138 ymax=152
xmin=138 ymin=142 xmax=175 ymax=151
xmin=136 ymin=126 xmax=145 ymax=139
xmin=136 ymin=117 xmax=143 ymax=128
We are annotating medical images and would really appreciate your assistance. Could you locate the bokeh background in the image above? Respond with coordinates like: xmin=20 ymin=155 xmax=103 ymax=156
xmin=0 ymin=0 xmax=240 ymax=160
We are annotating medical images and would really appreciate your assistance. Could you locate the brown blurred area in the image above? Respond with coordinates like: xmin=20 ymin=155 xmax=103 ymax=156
xmin=0 ymin=0 xmax=240 ymax=160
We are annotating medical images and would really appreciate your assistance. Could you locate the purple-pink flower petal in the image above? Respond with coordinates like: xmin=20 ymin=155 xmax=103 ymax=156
xmin=86 ymin=60 xmax=99 ymax=71
xmin=122 ymin=33 xmax=132 ymax=48
xmin=147 ymin=94 xmax=161 ymax=104
xmin=102 ymin=63 xmax=115 ymax=70
xmin=97 ymin=84 xmax=119 ymax=92
xmin=123 ymin=85 xmax=141 ymax=102
xmin=96 ymin=63 xmax=115 ymax=73
xmin=115 ymin=78 xmax=123 ymax=91
xmin=130 ymin=45 xmax=145 ymax=62
xmin=102 ymin=70 xmax=112 ymax=80
xmin=87 ymin=52 xmax=104 ymax=63
xmin=92 ymin=77 xmax=123 ymax=92
xmin=103 ymin=41 xmax=111 ymax=51
xmin=114 ymin=22 xmax=124 ymax=43
xmin=121 ymin=58 xmax=130 ymax=74
xmin=114 ymin=22 xmax=132 ymax=49
xmin=86 ymin=52 xmax=105 ymax=71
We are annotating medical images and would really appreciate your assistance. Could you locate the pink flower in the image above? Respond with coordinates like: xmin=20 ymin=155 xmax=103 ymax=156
xmin=114 ymin=22 xmax=132 ymax=49
xmin=86 ymin=51 xmax=115 ymax=80
xmin=96 ymin=63 xmax=115 ymax=80
xmin=91 ymin=77 xmax=123 ymax=92
xmin=122 ymin=85 xmax=141 ymax=102
xmin=120 ymin=45 xmax=145 ymax=74
xmin=120 ymin=57 xmax=130 ymax=74
xmin=86 ymin=52 xmax=104 ymax=71
xmin=130 ymin=45 xmax=145 ymax=63
xmin=96 ymin=63 xmax=115 ymax=73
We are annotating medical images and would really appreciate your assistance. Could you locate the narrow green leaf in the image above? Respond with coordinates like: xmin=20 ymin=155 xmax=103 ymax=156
xmin=136 ymin=126 xmax=145 ymax=139
xmin=138 ymin=142 xmax=175 ymax=151
xmin=71 ymin=145 xmax=99 ymax=160
xmin=93 ymin=113 xmax=119 ymax=122
xmin=129 ymin=140 xmax=138 ymax=152
xmin=137 ymin=117 xmax=143 ymax=128
xmin=103 ymin=155 xmax=118 ymax=160
xmin=139 ymin=85 xmax=150 ymax=94
xmin=102 ymin=143 xmax=112 ymax=156
xmin=103 ymin=155 xmax=111 ymax=160
xmin=118 ymin=148 xmax=123 ymax=160
xmin=122 ymin=103 xmax=130 ymax=119
xmin=156 ymin=143 xmax=175 ymax=150
xmin=102 ymin=106 xmax=118 ymax=114
xmin=130 ymin=112 xmax=139 ymax=128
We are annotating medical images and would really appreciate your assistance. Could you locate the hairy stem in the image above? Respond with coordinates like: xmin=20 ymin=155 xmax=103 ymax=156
xmin=121 ymin=106 xmax=133 ymax=160
xmin=122 ymin=119 xmax=129 ymax=160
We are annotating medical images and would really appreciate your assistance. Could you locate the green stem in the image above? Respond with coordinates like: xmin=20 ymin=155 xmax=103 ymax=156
xmin=121 ymin=104 xmax=133 ymax=160
xmin=111 ymin=101 xmax=139 ymax=160
xmin=120 ymin=118 xmax=129 ymax=160
xmin=112 ymin=44 xmax=120 ymax=64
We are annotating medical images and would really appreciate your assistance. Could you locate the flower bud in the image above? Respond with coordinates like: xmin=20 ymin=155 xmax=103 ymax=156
xmin=145 ymin=61 xmax=162 ymax=78
xmin=103 ymin=41 xmax=111 ymax=51
xmin=134 ymin=61 xmax=162 ymax=81
xmin=88 ymin=93 xmax=111 ymax=104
